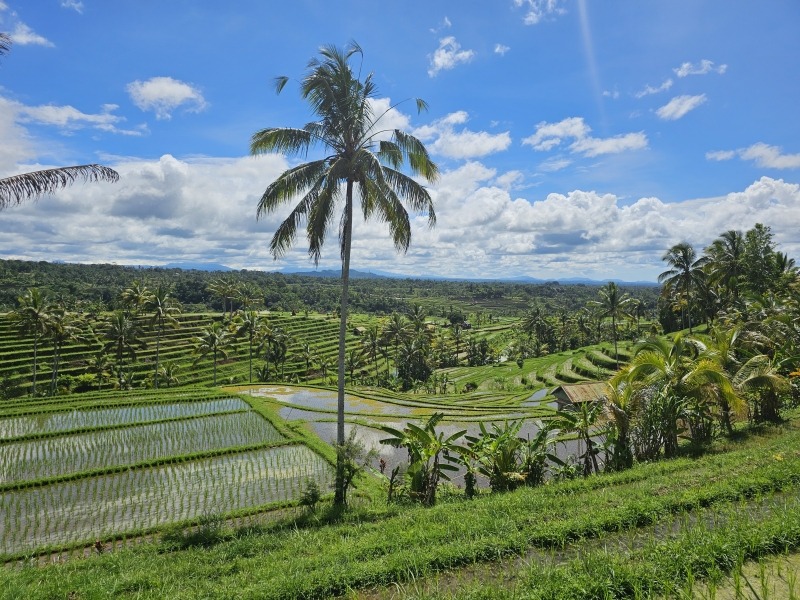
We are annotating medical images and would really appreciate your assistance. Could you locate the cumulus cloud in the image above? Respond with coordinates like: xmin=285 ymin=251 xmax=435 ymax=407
xmin=9 ymin=22 xmax=53 ymax=47
xmin=14 ymin=100 xmax=145 ymax=136
xmin=494 ymin=43 xmax=510 ymax=56
xmin=1 ymin=149 xmax=798 ymax=282
xmin=413 ymin=111 xmax=511 ymax=159
xmin=706 ymin=144 xmax=800 ymax=170
xmin=522 ymin=117 xmax=647 ymax=157
xmin=513 ymin=0 xmax=566 ymax=25
xmin=427 ymin=36 xmax=475 ymax=77
xmin=127 ymin=76 xmax=208 ymax=120
xmin=656 ymin=94 xmax=707 ymax=120
xmin=60 ymin=0 xmax=83 ymax=13
xmin=674 ymin=59 xmax=727 ymax=77
xmin=635 ymin=78 xmax=673 ymax=98
xmin=706 ymin=150 xmax=735 ymax=161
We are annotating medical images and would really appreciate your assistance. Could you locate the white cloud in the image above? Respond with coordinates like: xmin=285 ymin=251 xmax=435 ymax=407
xmin=12 ymin=99 xmax=145 ymax=136
xmin=10 ymin=22 xmax=53 ymax=47
xmin=656 ymin=94 xmax=707 ymax=120
xmin=494 ymin=170 xmax=523 ymax=190
xmin=494 ymin=43 xmax=510 ymax=56
xmin=739 ymin=143 xmax=800 ymax=170
xmin=706 ymin=150 xmax=735 ymax=161
xmin=674 ymin=59 xmax=727 ymax=78
xmin=603 ymin=88 xmax=620 ymax=99
xmin=60 ymin=0 xmax=84 ymax=13
xmin=635 ymin=78 xmax=673 ymax=98
xmin=706 ymin=143 xmax=800 ymax=170
xmin=538 ymin=156 xmax=572 ymax=172
xmin=1 ymin=149 xmax=799 ymax=282
xmin=522 ymin=117 xmax=647 ymax=157
xmin=427 ymin=36 xmax=475 ymax=77
xmin=513 ymin=0 xmax=567 ymax=25
xmin=413 ymin=111 xmax=511 ymax=159
xmin=126 ymin=76 xmax=208 ymax=120
xmin=430 ymin=16 xmax=451 ymax=33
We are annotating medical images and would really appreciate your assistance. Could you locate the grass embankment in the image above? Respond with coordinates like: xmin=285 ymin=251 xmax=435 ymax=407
xmin=2 ymin=421 xmax=799 ymax=599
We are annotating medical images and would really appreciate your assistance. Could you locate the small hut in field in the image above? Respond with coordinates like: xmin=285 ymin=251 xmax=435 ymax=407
xmin=552 ymin=382 xmax=609 ymax=411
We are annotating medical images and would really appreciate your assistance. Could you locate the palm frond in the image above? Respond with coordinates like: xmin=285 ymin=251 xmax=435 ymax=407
xmin=250 ymin=127 xmax=313 ymax=157
xmin=256 ymin=159 xmax=328 ymax=218
xmin=0 ymin=165 xmax=119 ymax=210
xmin=0 ymin=32 xmax=11 ymax=56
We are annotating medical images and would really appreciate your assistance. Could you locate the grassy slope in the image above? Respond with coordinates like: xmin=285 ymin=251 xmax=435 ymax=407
xmin=2 ymin=418 xmax=799 ymax=599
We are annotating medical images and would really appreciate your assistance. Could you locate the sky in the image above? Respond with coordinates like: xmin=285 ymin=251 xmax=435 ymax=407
xmin=1 ymin=0 xmax=799 ymax=282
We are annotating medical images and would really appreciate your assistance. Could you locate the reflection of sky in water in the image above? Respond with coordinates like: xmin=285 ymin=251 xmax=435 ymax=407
xmin=305 ymin=417 xmax=587 ymax=489
xmin=247 ymin=385 xmax=587 ymax=489
xmin=245 ymin=386 xmax=420 ymax=416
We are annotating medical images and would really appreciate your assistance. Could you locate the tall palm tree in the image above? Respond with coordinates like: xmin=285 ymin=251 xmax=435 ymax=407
xmin=658 ymin=242 xmax=706 ymax=333
xmin=588 ymin=282 xmax=633 ymax=367
xmin=192 ymin=321 xmax=231 ymax=385
xmin=44 ymin=306 xmax=86 ymax=396
xmin=102 ymin=310 xmax=145 ymax=372
xmin=706 ymin=230 xmax=746 ymax=310
xmin=9 ymin=288 xmax=52 ymax=396
xmin=207 ymin=277 xmax=239 ymax=322
xmin=146 ymin=286 xmax=181 ymax=388
xmin=251 ymin=43 xmax=438 ymax=505
xmin=234 ymin=309 xmax=267 ymax=384
xmin=361 ymin=324 xmax=381 ymax=379
xmin=383 ymin=313 xmax=411 ymax=375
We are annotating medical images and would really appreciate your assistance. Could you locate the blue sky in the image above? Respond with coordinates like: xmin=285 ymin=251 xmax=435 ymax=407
xmin=1 ymin=0 xmax=799 ymax=281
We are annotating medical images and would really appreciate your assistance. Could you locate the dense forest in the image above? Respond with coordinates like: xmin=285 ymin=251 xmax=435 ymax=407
xmin=0 ymin=258 xmax=659 ymax=319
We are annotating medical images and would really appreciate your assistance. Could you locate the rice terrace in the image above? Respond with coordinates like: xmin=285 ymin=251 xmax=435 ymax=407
xmin=2 ymin=4 xmax=800 ymax=599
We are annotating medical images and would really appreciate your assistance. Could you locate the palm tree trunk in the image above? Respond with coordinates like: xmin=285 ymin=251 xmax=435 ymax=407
xmin=248 ymin=332 xmax=254 ymax=384
xmin=334 ymin=182 xmax=354 ymax=506
xmin=213 ymin=348 xmax=218 ymax=385
xmin=154 ymin=319 xmax=163 ymax=389
xmin=32 ymin=336 xmax=39 ymax=396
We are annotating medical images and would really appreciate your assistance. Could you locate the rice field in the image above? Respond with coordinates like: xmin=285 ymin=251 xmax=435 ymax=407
xmin=0 ymin=388 xmax=334 ymax=560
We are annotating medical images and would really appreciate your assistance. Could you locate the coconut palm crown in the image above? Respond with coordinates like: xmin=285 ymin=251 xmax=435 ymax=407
xmin=250 ymin=42 xmax=438 ymax=505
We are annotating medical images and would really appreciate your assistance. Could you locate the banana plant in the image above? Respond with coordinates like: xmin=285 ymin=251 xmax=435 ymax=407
xmin=380 ymin=412 xmax=465 ymax=506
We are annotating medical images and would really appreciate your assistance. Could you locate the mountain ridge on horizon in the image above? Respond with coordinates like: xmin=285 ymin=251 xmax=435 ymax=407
xmin=156 ymin=261 xmax=659 ymax=286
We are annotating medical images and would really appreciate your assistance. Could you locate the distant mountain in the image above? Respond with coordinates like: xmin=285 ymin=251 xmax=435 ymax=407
xmin=280 ymin=268 xmax=389 ymax=279
xmin=279 ymin=268 xmax=657 ymax=286
xmin=162 ymin=262 xmax=234 ymax=272
xmin=149 ymin=262 xmax=656 ymax=285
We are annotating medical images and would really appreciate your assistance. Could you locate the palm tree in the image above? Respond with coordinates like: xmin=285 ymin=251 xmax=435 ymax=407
xmin=345 ymin=348 xmax=366 ymax=383
xmin=1 ymin=165 xmax=119 ymax=211
xmin=9 ymin=288 xmax=52 ymax=395
xmin=383 ymin=313 xmax=411 ymax=375
xmin=120 ymin=280 xmax=153 ymax=316
xmin=158 ymin=360 xmax=182 ymax=389
xmin=588 ymin=282 xmax=633 ymax=367
xmin=192 ymin=321 xmax=231 ymax=385
xmin=621 ymin=334 xmax=736 ymax=456
xmin=44 ymin=306 xmax=86 ymax=396
xmin=0 ymin=33 xmax=119 ymax=209
xmin=250 ymin=43 xmax=438 ymax=506
xmin=706 ymin=230 xmax=746 ymax=310
xmin=145 ymin=285 xmax=181 ymax=388
xmin=658 ymin=242 xmax=706 ymax=332
xmin=102 ymin=311 xmax=146 ymax=374
xmin=207 ymin=277 xmax=239 ymax=322
xmin=233 ymin=309 xmax=266 ymax=383
xmin=361 ymin=324 xmax=381 ymax=379
xmin=300 ymin=343 xmax=315 ymax=381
